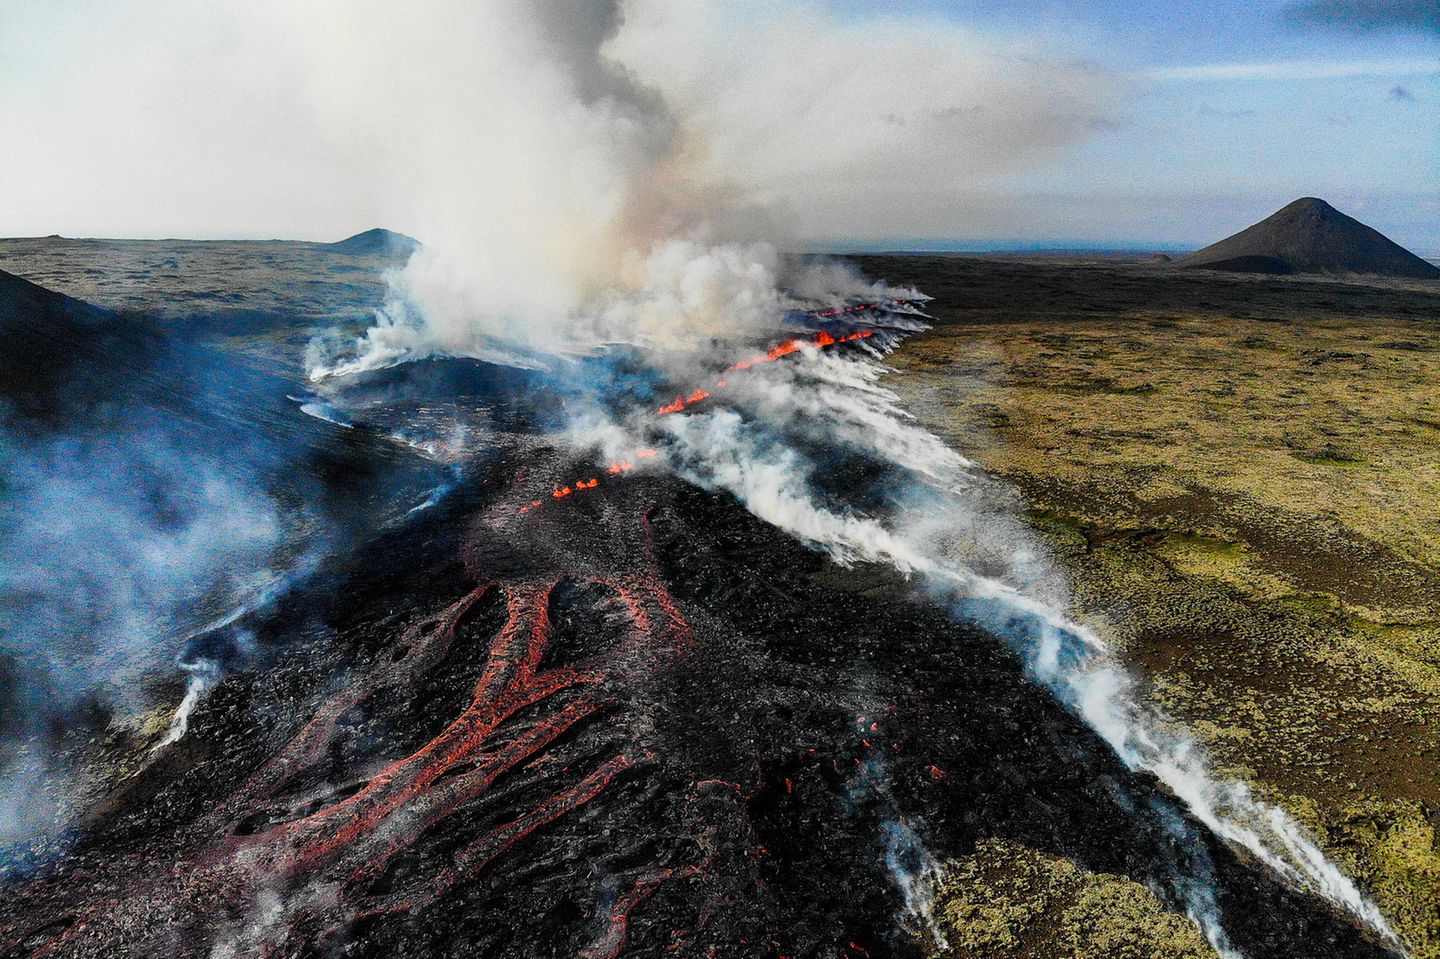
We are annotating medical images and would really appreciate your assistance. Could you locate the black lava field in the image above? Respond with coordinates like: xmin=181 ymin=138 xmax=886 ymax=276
xmin=0 ymin=254 xmax=1402 ymax=959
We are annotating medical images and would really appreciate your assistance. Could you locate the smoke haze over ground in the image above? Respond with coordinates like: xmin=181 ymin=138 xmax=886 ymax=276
xmin=0 ymin=1 xmax=1123 ymax=246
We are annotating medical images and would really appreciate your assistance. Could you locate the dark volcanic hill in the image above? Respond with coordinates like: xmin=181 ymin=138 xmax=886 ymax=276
xmin=1178 ymin=197 xmax=1440 ymax=278
xmin=0 ymin=267 xmax=164 ymax=424
xmin=326 ymin=228 xmax=421 ymax=257
xmin=0 ymin=263 xmax=1410 ymax=958
xmin=0 ymin=265 xmax=110 ymax=328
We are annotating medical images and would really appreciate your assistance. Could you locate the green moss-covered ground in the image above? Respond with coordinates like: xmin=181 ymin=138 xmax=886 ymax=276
xmin=872 ymin=256 xmax=1440 ymax=956
xmin=928 ymin=838 xmax=1219 ymax=959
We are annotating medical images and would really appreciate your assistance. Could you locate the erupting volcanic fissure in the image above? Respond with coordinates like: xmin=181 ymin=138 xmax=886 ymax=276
xmin=522 ymin=317 xmax=886 ymax=519
xmin=661 ymin=328 xmax=877 ymax=415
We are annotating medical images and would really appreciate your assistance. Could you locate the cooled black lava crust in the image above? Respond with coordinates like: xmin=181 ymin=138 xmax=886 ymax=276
xmin=0 ymin=444 xmax=1398 ymax=959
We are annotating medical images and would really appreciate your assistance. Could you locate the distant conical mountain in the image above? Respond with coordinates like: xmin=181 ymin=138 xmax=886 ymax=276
xmin=1179 ymin=197 xmax=1439 ymax=279
xmin=325 ymin=228 xmax=420 ymax=257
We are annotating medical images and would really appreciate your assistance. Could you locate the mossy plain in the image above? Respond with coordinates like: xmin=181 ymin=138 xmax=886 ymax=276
xmin=931 ymin=839 xmax=1217 ymax=959
xmin=864 ymin=254 xmax=1440 ymax=958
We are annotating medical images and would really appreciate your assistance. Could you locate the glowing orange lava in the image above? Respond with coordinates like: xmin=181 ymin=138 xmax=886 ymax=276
xmin=520 ymin=321 xmax=879 ymax=518
xmin=722 ymin=329 xmax=873 ymax=376
xmin=657 ymin=388 xmax=710 ymax=416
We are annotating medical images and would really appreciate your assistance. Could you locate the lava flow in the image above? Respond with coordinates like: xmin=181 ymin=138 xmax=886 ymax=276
xmin=3 ymin=499 xmax=699 ymax=959
xmin=659 ymin=328 xmax=875 ymax=416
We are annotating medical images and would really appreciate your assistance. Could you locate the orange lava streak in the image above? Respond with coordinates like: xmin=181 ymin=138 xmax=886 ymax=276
xmin=280 ymin=585 xmax=568 ymax=872
xmin=451 ymin=753 xmax=635 ymax=878
xmin=578 ymin=863 xmax=699 ymax=959
xmin=199 ymin=587 xmax=495 ymax=839
xmin=640 ymin=507 xmax=694 ymax=653
xmin=7 ymin=501 xmax=705 ymax=958
xmin=717 ymin=328 xmax=873 ymax=378
xmin=337 ymin=754 xmax=645 ymax=938
xmin=662 ymin=327 xmax=878 ymax=410
xmin=521 ymin=325 xmax=877 ymax=518
xmin=343 ymin=696 xmax=607 ymax=893
xmin=657 ymin=387 xmax=711 ymax=416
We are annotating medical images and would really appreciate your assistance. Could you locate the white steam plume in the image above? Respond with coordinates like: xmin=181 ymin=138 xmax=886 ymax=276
xmin=609 ymin=1 xmax=1124 ymax=241
xmin=289 ymin=0 xmax=795 ymax=378
xmin=152 ymin=657 xmax=222 ymax=753
xmin=883 ymin=818 xmax=949 ymax=951
xmin=212 ymin=0 xmax=1118 ymax=379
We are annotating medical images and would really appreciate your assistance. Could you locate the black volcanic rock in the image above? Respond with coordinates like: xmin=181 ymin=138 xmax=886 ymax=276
xmin=1146 ymin=252 xmax=1173 ymax=264
xmin=1179 ymin=197 xmax=1440 ymax=278
xmin=326 ymin=227 xmax=421 ymax=257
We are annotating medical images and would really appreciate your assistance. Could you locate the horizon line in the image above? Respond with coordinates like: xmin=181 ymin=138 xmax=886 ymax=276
xmin=2 ymin=235 xmax=1436 ymax=260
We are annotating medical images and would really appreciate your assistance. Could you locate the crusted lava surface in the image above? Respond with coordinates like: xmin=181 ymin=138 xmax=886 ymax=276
xmin=0 ymin=427 xmax=1401 ymax=959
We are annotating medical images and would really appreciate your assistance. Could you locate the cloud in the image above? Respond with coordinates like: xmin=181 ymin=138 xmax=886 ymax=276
xmin=610 ymin=1 xmax=1124 ymax=240
xmin=0 ymin=1 xmax=1122 ymax=246
xmin=1151 ymin=58 xmax=1440 ymax=81
xmin=1284 ymin=0 xmax=1440 ymax=35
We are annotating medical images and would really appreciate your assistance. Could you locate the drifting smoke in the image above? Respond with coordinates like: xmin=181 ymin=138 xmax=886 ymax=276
xmin=149 ymin=551 xmax=322 ymax=757
xmin=152 ymin=657 xmax=223 ymax=754
xmin=296 ymin=0 xmax=795 ymax=377
xmin=882 ymin=819 xmax=948 ymax=950
xmin=0 ymin=435 xmax=281 ymax=705
xmin=0 ymin=1 xmax=1123 ymax=243
xmin=0 ymin=429 xmax=286 ymax=848
xmin=845 ymin=700 xmax=950 ymax=951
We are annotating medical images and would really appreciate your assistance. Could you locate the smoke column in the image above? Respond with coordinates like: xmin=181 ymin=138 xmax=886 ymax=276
xmin=278 ymin=0 xmax=1116 ymax=380
xmin=296 ymin=0 xmax=795 ymax=378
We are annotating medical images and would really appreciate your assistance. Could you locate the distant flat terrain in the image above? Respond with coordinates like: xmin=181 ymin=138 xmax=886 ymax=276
xmin=859 ymin=253 xmax=1440 ymax=958
xmin=852 ymin=251 xmax=1440 ymax=325
xmin=0 ymin=237 xmax=398 ymax=357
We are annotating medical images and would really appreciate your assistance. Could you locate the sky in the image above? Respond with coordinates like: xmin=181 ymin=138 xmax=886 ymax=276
xmin=0 ymin=0 xmax=1435 ymax=252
